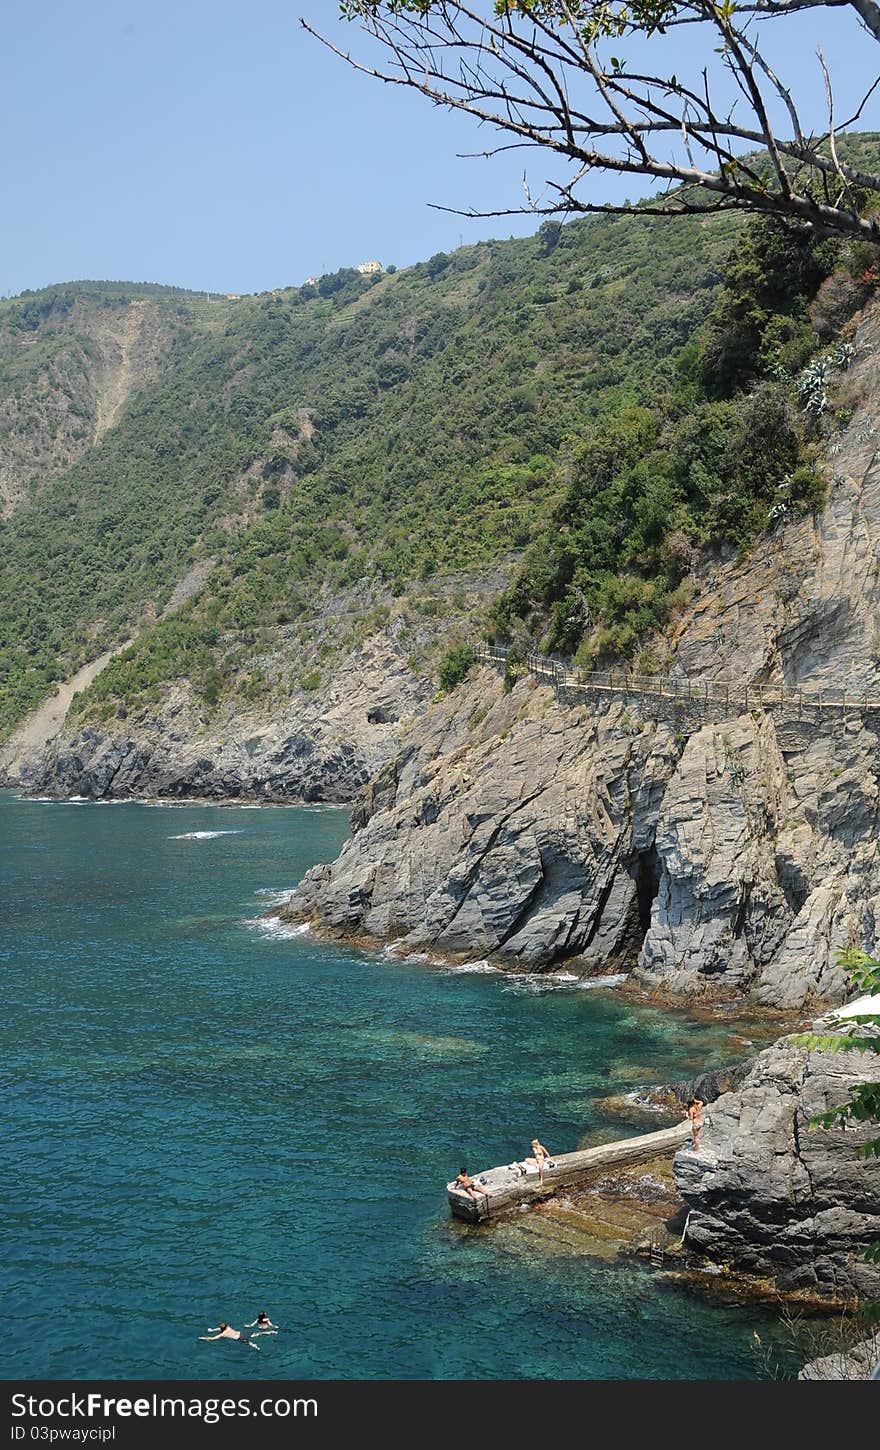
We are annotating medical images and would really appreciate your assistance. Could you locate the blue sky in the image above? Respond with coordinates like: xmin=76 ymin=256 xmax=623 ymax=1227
xmin=2 ymin=2 xmax=876 ymax=296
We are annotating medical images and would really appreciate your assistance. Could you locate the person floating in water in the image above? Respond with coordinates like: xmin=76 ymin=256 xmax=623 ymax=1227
xmin=200 ymin=1322 xmax=275 ymax=1351
xmin=199 ymin=1321 xmax=266 ymax=1351
xmin=245 ymin=1310 xmax=278 ymax=1333
xmin=685 ymin=1098 xmax=705 ymax=1152
xmin=454 ymin=1167 xmax=493 ymax=1206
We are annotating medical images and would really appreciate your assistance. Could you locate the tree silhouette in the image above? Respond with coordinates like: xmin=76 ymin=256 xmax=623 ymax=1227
xmin=315 ymin=3 xmax=880 ymax=240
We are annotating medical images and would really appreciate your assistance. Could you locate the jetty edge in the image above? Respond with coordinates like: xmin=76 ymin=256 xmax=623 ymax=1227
xmin=447 ymin=1120 xmax=694 ymax=1222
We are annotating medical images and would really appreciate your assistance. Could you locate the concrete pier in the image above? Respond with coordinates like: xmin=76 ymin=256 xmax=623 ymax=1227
xmin=447 ymin=1120 xmax=693 ymax=1221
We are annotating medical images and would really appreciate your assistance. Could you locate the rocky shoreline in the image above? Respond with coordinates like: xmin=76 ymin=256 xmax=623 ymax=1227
xmin=444 ymin=1021 xmax=880 ymax=1333
xmin=281 ymin=900 xmax=879 ymax=1328
xmin=5 ymin=303 xmax=880 ymax=1374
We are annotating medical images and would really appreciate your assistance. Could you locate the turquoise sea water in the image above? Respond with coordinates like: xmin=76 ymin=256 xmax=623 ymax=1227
xmin=0 ymin=791 xmax=796 ymax=1380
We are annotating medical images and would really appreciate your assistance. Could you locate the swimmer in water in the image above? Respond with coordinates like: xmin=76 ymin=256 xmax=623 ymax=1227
xmin=245 ymin=1310 xmax=278 ymax=1333
xmin=200 ymin=1322 xmax=262 ymax=1351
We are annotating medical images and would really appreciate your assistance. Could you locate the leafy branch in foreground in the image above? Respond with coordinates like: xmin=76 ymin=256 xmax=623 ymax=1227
xmin=326 ymin=2 xmax=880 ymax=241
xmin=794 ymin=949 xmax=880 ymax=1173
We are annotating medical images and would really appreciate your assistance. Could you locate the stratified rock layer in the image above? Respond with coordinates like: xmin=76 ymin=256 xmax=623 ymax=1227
xmin=286 ymin=662 xmax=880 ymax=1006
xmin=286 ymin=303 xmax=880 ymax=1008
xmin=10 ymin=634 xmax=427 ymax=803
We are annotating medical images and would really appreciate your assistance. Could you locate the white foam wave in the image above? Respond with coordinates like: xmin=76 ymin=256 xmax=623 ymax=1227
xmin=503 ymin=969 xmax=628 ymax=994
xmin=446 ymin=959 xmax=498 ymax=975
xmin=623 ymin=1090 xmax=668 ymax=1114
xmin=382 ymin=942 xmax=444 ymax=965
xmin=168 ymin=830 xmax=242 ymax=840
xmin=254 ymin=887 xmax=294 ymax=907
xmin=245 ymin=914 xmax=309 ymax=941
xmin=575 ymin=973 xmax=628 ymax=990
xmin=29 ymin=795 xmax=90 ymax=804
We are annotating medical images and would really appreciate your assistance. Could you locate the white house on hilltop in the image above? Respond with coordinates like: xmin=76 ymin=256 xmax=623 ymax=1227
xmin=356 ymin=260 xmax=382 ymax=275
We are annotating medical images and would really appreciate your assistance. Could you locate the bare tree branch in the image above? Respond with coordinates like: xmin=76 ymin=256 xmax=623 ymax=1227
xmin=739 ymin=0 xmax=880 ymax=41
xmin=318 ymin=3 xmax=880 ymax=242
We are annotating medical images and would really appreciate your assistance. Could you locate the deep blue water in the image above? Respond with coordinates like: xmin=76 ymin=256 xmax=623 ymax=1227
xmin=0 ymin=791 xmax=795 ymax=1379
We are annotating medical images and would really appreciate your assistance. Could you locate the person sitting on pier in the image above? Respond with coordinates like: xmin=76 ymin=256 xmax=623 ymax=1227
xmin=454 ymin=1167 xmax=493 ymax=1203
xmin=685 ymin=1098 xmax=705 ymax=1152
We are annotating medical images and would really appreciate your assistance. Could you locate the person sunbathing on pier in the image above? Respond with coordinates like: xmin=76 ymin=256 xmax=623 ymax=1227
xmin=455 ymin=1167 xmax=493 ymax=1203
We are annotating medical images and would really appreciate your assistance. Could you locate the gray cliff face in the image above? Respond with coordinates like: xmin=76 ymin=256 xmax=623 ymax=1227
xmin=287 ymin=301 xmax=880 ymax=1008
xmin=11 ymin=635 xmax=428 ymax=803
xmin=3 ymin=569 xmax=505 ymax=805
xmin=289 ymin=673 xmax=681 ymax=969
xmin=287 ymin=662 xmax=880 ymax=1006
xmin=674 ymin=1032 xmax=880 ymax=1301
xmin=640 ymin=710 xmax=880 ymax=1007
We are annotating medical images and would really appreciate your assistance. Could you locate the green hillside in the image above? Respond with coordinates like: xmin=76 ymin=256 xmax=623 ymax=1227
xmin=0 ymin=145 xmax=876 ymax=736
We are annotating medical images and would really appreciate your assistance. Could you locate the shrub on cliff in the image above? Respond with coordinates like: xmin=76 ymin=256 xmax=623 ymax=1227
xmin=796 ymin=948 xmax=880 ymax=1271
xmin=797 ymin=950 xmax=880 ymax=1161
xmin=438 ymin=643 xmax=476 ymax=693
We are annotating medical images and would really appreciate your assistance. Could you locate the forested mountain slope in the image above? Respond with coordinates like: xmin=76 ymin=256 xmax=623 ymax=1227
xmin=0 ymin=204 xmax=741 ymax=738
xmin=1 ymin=139 xmax=876 ymax=774
xmin=0 ymin=283 xmax=187 ymax=517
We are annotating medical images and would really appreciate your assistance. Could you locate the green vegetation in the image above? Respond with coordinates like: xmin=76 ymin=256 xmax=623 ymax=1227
xmin=491 ymin=208 xmax=876 ymax=666
xmin=68 ymin=615 xmax=222 ymax=718
xmin=438 ymin=643 xmax=476 ymax=693
xmin=0 ymin=146 xmax=876 ymax=734
xmin=795 ymin=948 xmax=880 ymax=1169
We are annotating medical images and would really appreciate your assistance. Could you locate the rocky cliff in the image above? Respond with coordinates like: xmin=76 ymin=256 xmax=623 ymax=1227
xmin=283 ymin=301 xmax=880 ymax=1009
xmin=8 ymin=299 xmax=880 ymax=1010
xmin=799 ymin=1334 xmax=880 ymax=1379
xmin=10 ymin=632 xmax=425 ymax=803
xmin=674 ymin=1025 xmax=880 ymax=1302
xmin=285 ymin=661 xmax=879 ymax=1006
xmin=1 ymin=570 xmax=503 ymax=804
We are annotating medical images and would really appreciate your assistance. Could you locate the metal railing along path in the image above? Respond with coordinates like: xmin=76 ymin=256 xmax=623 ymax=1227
xmin=474 ymin=643 xmax=880 ymax=718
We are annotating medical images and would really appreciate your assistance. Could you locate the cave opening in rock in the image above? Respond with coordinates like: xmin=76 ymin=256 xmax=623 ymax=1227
xmin=629 ymin=846 xmax=662 ymax=936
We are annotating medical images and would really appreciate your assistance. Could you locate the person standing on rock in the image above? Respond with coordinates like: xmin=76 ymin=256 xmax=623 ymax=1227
xmin=685 ymin=1098 xmax=704 ymax=1152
